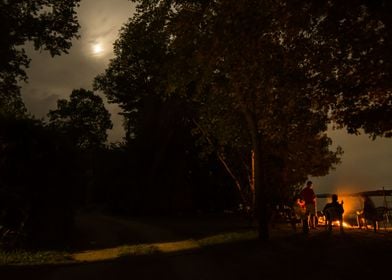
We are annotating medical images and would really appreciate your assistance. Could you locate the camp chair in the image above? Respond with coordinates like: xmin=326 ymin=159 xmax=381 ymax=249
xmin=323 ymin=207 xmax=344 ymax=232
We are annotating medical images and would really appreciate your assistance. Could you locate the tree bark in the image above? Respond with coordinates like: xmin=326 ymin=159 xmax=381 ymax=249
xmin=242 ymin=109 xmax=270 ymax=241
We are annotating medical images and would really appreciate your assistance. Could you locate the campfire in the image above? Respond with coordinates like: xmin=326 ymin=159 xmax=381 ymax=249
xmin=317 ymin=214 xmax=352 ymax=228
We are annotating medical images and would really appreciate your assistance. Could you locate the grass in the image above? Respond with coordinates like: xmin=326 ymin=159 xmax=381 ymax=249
xmin=0 ymin=229 xmax=257 ymax=265
xmin=118 ymin=244 xmax=159 ymax=257
xmin=0 ymin=249 xmax=73 ymax=266
xmin=3 ymin=226 xmax=392 ymax=266
xmin=197 ymin=230 xmax=257 ymax=247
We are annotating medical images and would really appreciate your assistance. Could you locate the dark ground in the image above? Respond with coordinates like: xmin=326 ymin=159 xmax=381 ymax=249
xmin=1 ymin=212 xmax=392 ymax=280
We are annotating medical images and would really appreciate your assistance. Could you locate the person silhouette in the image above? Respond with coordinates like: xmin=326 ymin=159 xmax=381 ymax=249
xmin=323 ymin=194 xmax=344 ymax=232
xmin=300 ymin=181 xmax=317 ymax=232
xmin=363 ymin=194 xmax=378 ymax=232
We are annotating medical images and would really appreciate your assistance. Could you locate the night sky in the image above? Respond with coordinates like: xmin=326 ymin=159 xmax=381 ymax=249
xmin=20 ymin=0 xmax=391 ymax=195
xmin=21 ymin=0 xmax=135 ymax=142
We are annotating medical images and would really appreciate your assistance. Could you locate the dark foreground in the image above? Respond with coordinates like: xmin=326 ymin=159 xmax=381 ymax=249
xmin=1 ymin=214 xmax=392 ymax=280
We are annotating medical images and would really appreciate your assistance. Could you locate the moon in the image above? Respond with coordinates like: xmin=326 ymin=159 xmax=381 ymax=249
xmin=92 ymin=43 xmax=104 ymax=56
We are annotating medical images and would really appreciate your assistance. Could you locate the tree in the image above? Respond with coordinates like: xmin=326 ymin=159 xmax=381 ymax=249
xmin=98 ymin=0 xmax=391 ymax=239
xmin=160 ymin=0 xmax=390 ymax=239
xmin=0 ymin=0 xmax=80 ymax=115
xmin=94 ymin=1 xmax=173 ymax=142
xmin=151 ymin=0 xmax=339 ymax=238
xmin=94 ymin=5 xmax=200 ymax=213
xmin=48 ymin=89 xmax=113 ymax=149
xmin=300 ymin=0 xmax=392 ymax=138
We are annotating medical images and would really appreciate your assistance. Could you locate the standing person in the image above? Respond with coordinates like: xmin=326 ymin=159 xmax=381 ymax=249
xmin=300 ymin=181 xmax=317 ymax=231
xmin=362 ymin=194 xmax=378 ymax=232
xmin=292 ymin=196 xmax=307 ymax=232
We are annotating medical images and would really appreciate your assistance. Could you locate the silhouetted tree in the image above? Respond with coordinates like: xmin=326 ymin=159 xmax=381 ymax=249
xmin=0 ymin=0 xmax=80 ymax=115
xmin=100 ymin=1 xmax=341 ymax=238
xmin=0 ymin=116 xmax=78 ymax=249
xmin=94 ymin=5 xmax=207 ymax=214
xmin=94 ymin=1 xmax=173 ymax=143
xmin=122 ymin=0 xmax=391 ymax=239
xmin=47 ymin=89 xmax=113 ymax=208
xmin=48 ymin=88 xmax=113 ymax=149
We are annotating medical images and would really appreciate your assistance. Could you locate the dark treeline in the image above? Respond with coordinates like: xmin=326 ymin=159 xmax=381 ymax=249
xmin=0 ymin=112 xmax=241 ymax=249
xmin=0 ymin=117 xmax=79 ymax=249
xmin=1 ymin=0 xmax=392 ymax=248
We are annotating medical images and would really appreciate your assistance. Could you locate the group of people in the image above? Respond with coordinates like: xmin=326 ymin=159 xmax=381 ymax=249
xmin=294 ymin=180 xmax=345 ymax=233
xmin=294 ymin=181 xmax=387 ymax=234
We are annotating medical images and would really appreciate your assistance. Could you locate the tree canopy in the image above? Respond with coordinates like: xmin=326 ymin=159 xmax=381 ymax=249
xmin=96 ymin=0 xmax=391 ymax=239
xmin=48 ymin=89 xmax=113 ymax=149
xmin=182 ymin=0 xmax=389 ymax=237
xmin=0 ymin=0 xmax=80 ymax=115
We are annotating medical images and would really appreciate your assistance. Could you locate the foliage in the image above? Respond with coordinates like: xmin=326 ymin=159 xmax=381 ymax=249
xmin=48 ymin=89 xmax=113 ymax=149
xmin=114 ymin=0 xmax=391 ymax=239
xmin=164 ymin=0 xmax=392 ymax=137
xmin=94 ymin=2 xmax=172 ymax=141
xmin=94 ymin=3 xmax=232 ymax=214
xmin=0 ymin=0 xmax=80 ymax=114
xmin=131 ymin=1 xmax=342 ymax=194
xmin=295 ymin=0 xmax=392 ymax=138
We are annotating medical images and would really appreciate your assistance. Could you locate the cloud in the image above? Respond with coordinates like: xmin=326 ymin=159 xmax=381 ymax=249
xmin=20 ymin=0 xmax=135 ymax=140
xmin=312 ymin=128 xmax=392 ymax=193
xmin=22 ymin=88 xmax=61 ymax=118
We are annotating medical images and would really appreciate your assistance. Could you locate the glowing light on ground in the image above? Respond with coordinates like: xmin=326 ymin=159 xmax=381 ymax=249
xmin=336 ymin=221 xmax=352 ymax=228
xmin=317 ymin=216 xmax=353 ymax=228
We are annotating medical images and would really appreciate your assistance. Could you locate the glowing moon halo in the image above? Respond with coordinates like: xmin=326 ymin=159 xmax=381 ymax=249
xmin=92 ymin=43 xmax=104 ymax=56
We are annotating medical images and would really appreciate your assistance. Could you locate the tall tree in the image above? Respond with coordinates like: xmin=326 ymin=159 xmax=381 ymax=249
xmin=0 ymin=0 xmax=80 ymax=115
xmin=48 ymin=89 xmax=113 ymax=149
xmin=162 ymin=0 xmax=390 ymax=239
xmin=94 ymin=5 xmax=211 ymax=213
xmin=94 ymin=1 xmax=173 ymax=142
xmin=99 ymin=0 xmax=391 ymax=239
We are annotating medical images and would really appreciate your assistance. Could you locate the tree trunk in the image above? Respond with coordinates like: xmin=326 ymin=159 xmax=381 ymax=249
xmin=252 ymin=136 xmax=270 ymax=241
xmin=242 ymin=109 xmax=270 ymax=241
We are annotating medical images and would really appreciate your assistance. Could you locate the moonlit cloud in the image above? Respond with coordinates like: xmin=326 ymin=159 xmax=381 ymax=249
xmin=77 ymin=0 xmax=132 ymax=61
xmin=21 ymin=0 xmax=136 ymax=142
